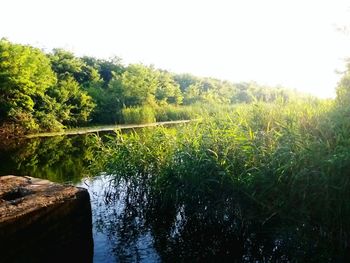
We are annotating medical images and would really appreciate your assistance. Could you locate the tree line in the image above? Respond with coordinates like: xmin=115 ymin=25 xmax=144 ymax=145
xmin=0 ymin=39 xmax=316 ymax=135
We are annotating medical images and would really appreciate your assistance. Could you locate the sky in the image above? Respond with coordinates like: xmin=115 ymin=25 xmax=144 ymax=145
xmin=1 ymin=0 xmax=350 ymax=98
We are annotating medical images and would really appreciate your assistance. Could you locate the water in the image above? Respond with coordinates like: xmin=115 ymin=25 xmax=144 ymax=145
xmin=0 ymin=134 xmax=347 ymax=262
xmin=0 ymin=135 xmax=163 ymax=262
xmin=79 ymin=175 xmax=160 ymax=262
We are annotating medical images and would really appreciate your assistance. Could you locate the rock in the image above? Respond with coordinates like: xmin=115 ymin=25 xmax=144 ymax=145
xmin=0 ymin=175 xmax=93 ymax=263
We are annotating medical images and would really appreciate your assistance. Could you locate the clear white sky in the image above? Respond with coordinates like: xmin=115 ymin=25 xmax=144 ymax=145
xmin=1 ymin=0 xmax=350 ymax=98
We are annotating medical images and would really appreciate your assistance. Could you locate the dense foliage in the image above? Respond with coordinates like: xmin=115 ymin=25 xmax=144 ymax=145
xmin=0 ymin=39 xmax=56 ymax=132
xmin=0 ymin=39 xmax=313 ymax=136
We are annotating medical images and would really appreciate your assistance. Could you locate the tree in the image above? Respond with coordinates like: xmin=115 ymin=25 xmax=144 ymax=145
xmin=0 ymin=39 xmax=56 ymax=130
xmin=82 ymin=56 xmax=124 ymax=87
xmin=156 ymin=70 xmax=183 ymax=105
xmin=49 ymin=49 xmax=100 ymax=87
xmin=82 ymin=57 xmax=125 ymax=123
xmin=112 ymin=64 xmax=159 ymax=107
xmin=183 ymin=83 xmax=202 ymax=104
xmin=86 ymin=82 xmax=123 ymax=124
xmin=45 ymin=76 xmax=95 ymax=125
xmin=173 ymin=73 xmax=200 ymax=93
xmin=232 ymin=83 xmax=254 ymax=103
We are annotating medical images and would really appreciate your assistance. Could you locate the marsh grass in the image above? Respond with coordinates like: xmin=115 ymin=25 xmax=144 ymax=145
xmin=91 ymin=100 xmax=350 ymax=261
xmin=154 ymin=105 xmax=199 ymax=122
xmin=122 ymin=106 xmax=156 ymax=124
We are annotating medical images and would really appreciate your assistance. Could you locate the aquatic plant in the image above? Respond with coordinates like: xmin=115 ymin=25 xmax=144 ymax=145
xmin=91 ymin=100 xmax=350 ymax=261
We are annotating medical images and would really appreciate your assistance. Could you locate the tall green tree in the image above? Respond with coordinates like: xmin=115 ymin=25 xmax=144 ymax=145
xmin=173 ymin=73 xmax=200 ymax=93
xmin=156 ymin=70 xmax=183 ymax=105
xmin=47 ymin=49 xmax=97 ymax=126
xmin=49 ymin=49 xmax=100 ymax=86
xmin=82 ymin=56 xmax=124 ymax=87
xmin=46 ymin=76 xmax=95 ymax=125
xmin=112 ymin=64 xmax=159 ymax=107
xmin=86 ymin=84 xmax=122 ymax=123
xmin=82 ymin=57 xmax=125 ymax=123
xmin=0 ymin=39 xmax=56 ymax=129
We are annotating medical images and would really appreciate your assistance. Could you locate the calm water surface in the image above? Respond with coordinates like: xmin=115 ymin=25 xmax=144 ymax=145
xmin=78 ymin=175 xmax=160 ymax=263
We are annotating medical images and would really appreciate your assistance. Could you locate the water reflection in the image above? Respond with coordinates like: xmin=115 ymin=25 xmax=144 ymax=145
xmin=0 ymin=135 xmax=97 ymax=183
xmin=80 ymin=172 xmax=339 ymax=262
xmin=78 ymin=175 xmax=161 ymax=263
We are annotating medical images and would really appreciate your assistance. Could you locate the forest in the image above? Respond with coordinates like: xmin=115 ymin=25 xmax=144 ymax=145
xmin=0 ymin=38 xmax=312 ymax=136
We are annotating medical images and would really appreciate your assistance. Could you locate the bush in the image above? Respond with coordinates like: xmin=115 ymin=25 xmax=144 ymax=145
xmin=36 ymin=112 xmax=65 ymax=132
xmin=8 ymin=109 xmax=39 ymax=132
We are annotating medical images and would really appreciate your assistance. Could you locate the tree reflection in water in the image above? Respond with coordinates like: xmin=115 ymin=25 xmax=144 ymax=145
xmin=0 ymin=135 xmax=97 ymax=183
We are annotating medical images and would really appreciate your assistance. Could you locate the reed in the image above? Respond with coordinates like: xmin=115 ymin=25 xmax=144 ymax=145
xmin=92 ymin=100 xmax=350 ymax=260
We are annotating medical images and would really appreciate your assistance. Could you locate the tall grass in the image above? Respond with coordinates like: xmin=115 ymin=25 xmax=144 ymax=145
xmin=122 ymin=106 xmax=156 ymax=124
xmin=154 ymin=105 xmax=200 ymax=121
xmin=153 ymin=103 xmax=238 ymax=121
xmin=92 ymin=100 xmax=350 ymax=260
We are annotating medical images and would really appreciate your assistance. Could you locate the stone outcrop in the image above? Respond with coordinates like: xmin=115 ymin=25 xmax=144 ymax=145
xmin=0 ymin=175 xmax=93 ymax=263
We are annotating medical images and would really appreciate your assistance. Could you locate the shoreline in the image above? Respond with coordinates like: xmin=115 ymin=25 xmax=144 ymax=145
xmin=25 ymin=119 xmax=193 ymax=138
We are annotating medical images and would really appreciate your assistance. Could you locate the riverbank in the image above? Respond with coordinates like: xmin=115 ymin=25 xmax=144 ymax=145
xmin=25 ymin=120 xmax=194 ymax=138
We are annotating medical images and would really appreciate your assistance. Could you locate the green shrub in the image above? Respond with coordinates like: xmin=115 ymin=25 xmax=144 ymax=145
xmin=36 ymin=112 xmax=65 ymax=132
xmin=8 ymin=109 xmax=39 ymax=132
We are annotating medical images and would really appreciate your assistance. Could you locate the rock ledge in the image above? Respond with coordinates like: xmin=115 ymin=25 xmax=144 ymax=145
xmin=0 ymin=175 xmax=93 ymax=263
